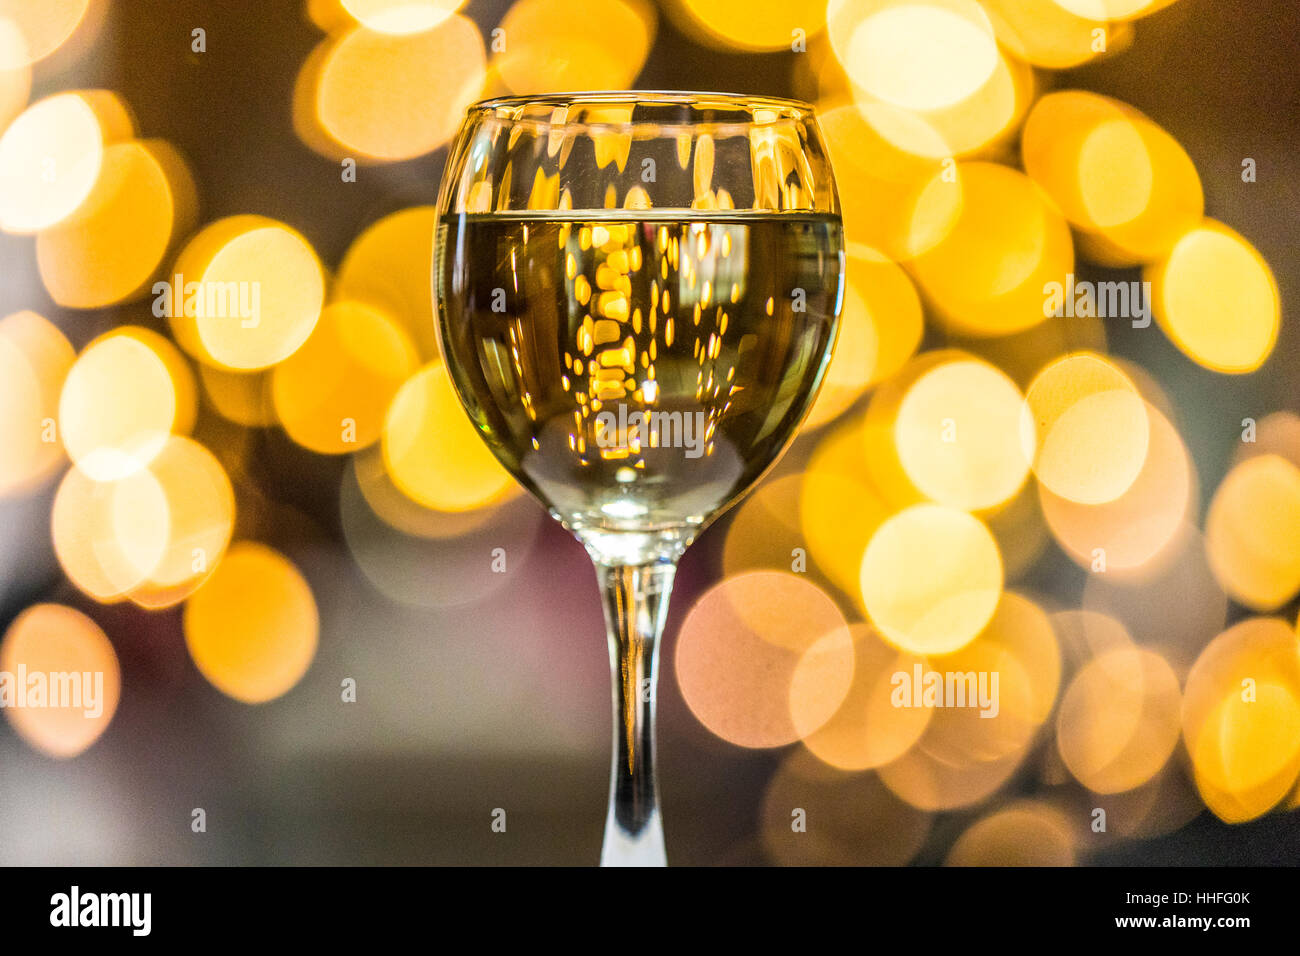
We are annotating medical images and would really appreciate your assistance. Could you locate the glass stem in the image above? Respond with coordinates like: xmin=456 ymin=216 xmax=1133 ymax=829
xmin=596 ymin=560 xmax=675 ymax=867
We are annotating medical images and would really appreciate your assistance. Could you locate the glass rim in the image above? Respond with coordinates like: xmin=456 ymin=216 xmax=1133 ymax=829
xmin=467 ymin=89 xmax=816 ymax=115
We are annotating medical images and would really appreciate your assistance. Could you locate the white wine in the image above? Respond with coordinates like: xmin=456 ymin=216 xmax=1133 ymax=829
xmin=437 ymin=211 xmax=843 ymax=551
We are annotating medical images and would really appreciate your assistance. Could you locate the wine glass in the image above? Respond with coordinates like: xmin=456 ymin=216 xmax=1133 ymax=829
xmin=434 ymin=91 xmax=844 ymax=866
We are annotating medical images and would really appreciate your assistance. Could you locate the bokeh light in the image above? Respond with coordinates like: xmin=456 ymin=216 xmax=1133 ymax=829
xmin=947 ymin=801 xmax=1075 ymax=865
xmin=910 ymin=162 xmax=1073 ymax=337
xmin=981 ymin=0 xmax=1112 ymax=69
xmin=800 ymin=623 xmax=932 ymax=770
xmin=858 ymin=349 xmax=964 ymax=509
xmin=671 ymin=0 xmax=826 ymax=52
xmin=351 ymin=446 xmax=498 ymax=540
xmin=1039 ymin=401 xmax=1193 ymax=576
xmin=52 ymin=462 xmax=169 ymax=602
xmin=382 ymin=362 xmax=518 ymax=512
xmin=0 ymin=89 xmax=132 ymax=234
xmin=1205 ymin=454 xmax=1300 ymax=610
xmin=303 ymin=14 xmax=485 ymax=162
xmin=36 ymin=140 xmax=197 ymax=308
xmin=168 ymin=215 xmax=326 ymax=372
xmin=338 ymin=0 xmax=465 ymax=35
xmin=675 ymin=571 xmax=853 ymax=748
xmin=1082 ymin=528 xmax=1227 ymax=675
xmin=1043 ymin=759 xmax=1204 ymax=849
xmin=1052 ymin=608 xmax=1136 ymax=671
xmin=954 ymin=309 xmax=1108 ymax=393
xmin=920 ymin=591 xmax=1060 ymax=764
xmin=272 ymin=300 xmax=419 ymax=455
xmin=1233 ymin=411 xmax=1300 ymax=472
xmin=0 ymin=310 xmax=74 ymax=496
xmin=801 ymin=417 xmax=894 ymax=600
xmin=761 ymin=748 xmax=931 ymax=865
xmin=1022 ymin=90 xmax=1202 ymax=266
xmin=341 ymin=452 xmax=544 ymax=608
xmin=0 ymin=18 xmax=32 ymax=131
xmin=0 ymin=602 xmax=120 ymax=758
xmin=197 ymin=364 xmax=276 ymax=428
xmin=1183 ymin=618 xmax=1300 ymax=822
xmin=1056 ymin=647 xmax=1181 ymax=793
xmin=893 ymin=356 xmax=1029 ymax=511
xmin=1022 ymin=351 xmax=1149 ymax=505
xmin=126 ymin=435 xmax=235 ymax=610
xmin=1052 ymin=0 xmax=1181 ymax=22
xmin=828 ymin=0 xmax=999 ymax=112
xmin=722 ymin=472 xmax=805 ymax=577
xmin=1146 ymin=220 xmax=1280 ymax=374
xmin=58 ymin=326 xmax=196 ymax=481
xmin=817 ymin=101 xmax=962 ymax=262
xmin=854 ymin=43 xmax=1034 ymax=160
xmin=879 ymin=723 xmax=1030 ymax=811
xmin=0 ymin=0 xmax=92 ymax=67
xmin=183 ymin=542 xmax=319 ymax=704
xmin=493 ymin=0 xmax=655 ymax=94
xmin=860 ymin=504 xmax=1003 ymax=655
xmin=334 ymin=206 xmax=440 ymax=361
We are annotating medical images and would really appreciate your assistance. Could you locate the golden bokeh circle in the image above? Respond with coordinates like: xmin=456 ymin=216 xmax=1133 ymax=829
xmin=946 ymin=801 xmax=1074 ymax=865
xmin=495 ymin=0 xmax=654 ymax=93
xmin=801 ymin=623 xmax=933 ymax=771
xmin=36 ymin=140 xmax=195 ymax=309
xmin=910 ymin=162 xmax=1073 ymax=337
xmin=894 ymin=357 xmax=1029 ymax=511
xmin=1146 ymin=220 xmax=1279 ymax=374
xmin=1022 ymin=351 xmax=1149 ymax=505
xmin=59 ymin=326 xmax=196 ymax=481
xmin=1182 ymin=617 xmax=1300 ymax=822
xmin=675 ymin=571 xmax=853 ymax=749
xmin=0 ymin=602 xmax=120 ymax=758
xmin=860 ymin=504 xmax=1003 ymax=655
xmin=272 ymin=300 xmax=419 ymax=455
xmin=1205 ymin=454 xmax=1300 ymax=610
xmin=0 ymin=90 xmax=132 ymax=234
xmin=0 ymin=310 xmax=74 ymax=496
xmin=312 ymin=15 xmax=485 ymax=161
xmin=184 ymin=542 xmax=319 ymax=704
xmin=1057 ymin=647 xmax=1181 ymax=794
xmin=168 ymin=215 xmax=326 ymax=372
xmin=381 ymin=362 xmax=517 ymax=512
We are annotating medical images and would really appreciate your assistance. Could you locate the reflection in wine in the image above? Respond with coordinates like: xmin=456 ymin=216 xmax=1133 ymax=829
xmin=438 ymin=212 xmax=842 ymax=563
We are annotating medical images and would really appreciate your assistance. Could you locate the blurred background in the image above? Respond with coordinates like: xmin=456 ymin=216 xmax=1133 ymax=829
xmin=0 ymin=0 xmax=1298 ymax=865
